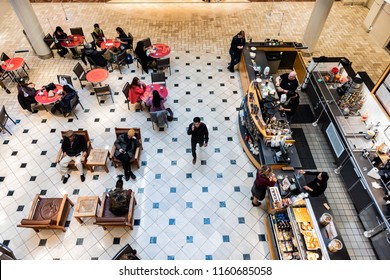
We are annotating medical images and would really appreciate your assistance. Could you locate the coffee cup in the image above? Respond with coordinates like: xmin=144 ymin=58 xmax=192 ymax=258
xmin=328 ymin=239 xmax=342 ymax=252
xmin=319 ymin=213 xmax=332 ymax=226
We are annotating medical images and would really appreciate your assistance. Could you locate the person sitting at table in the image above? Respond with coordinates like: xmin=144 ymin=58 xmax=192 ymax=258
xmin=103 ymin=46 xmax=121 ymax=63
xmin=115 ymin=27 xmax=131 ymax=51
xmin=275 ymin=70 xmax=299 ymax=95
xmin=53 ymin=26 xmax=80 ymax=59
xmin=81 ymin=43 xmax=108 ymax=68
xmin=92 ymin=23 xmax=105 ymax=48
xmin=128 ymin=77 xmax=146 ymax=105
xmin=298 ymin=170 xmax=329 ymax=197
xmin=145 ymin=90 xmax=166 ymax=112
xmin=51 ymin=84 xmax=76 ymax=117
xmin=17 ymin=78 xmax=38 ymax=113
xmin=134 ymin=40 xmax=154 ymax=74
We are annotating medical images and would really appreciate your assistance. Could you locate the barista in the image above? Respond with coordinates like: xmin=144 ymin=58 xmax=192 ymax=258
xmin=298 ymin=170 xmax=329 ymax=197
xmin=275 ymin=71 xmax=299 ymax=94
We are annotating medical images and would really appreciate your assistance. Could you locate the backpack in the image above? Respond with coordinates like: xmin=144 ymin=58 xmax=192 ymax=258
xmin=125 ymin=54 xmax=133 ymax=64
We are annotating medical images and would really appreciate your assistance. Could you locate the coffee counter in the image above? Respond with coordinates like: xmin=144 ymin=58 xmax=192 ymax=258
xmin=265 ymin=171 xmax=350 ymax=260
xmin=302 ymin=57 xmax=390 ymax=259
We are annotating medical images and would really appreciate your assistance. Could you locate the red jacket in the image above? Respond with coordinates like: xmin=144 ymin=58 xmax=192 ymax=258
xmin=254 ymin=172 xmax=276 ymax=190
xmin=128 ymin=84 xmax=146 ymax=104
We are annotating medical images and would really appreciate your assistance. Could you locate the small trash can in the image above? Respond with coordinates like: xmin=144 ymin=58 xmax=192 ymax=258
xmin=266 ymin=52 xmax=282 ymax=74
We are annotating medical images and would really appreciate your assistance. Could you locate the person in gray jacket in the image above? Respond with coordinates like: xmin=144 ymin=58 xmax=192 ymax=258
xmin=114 ymin=129 xmax=138 ymax=181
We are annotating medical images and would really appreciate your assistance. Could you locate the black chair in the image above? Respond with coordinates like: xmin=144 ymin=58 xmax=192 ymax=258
xmin=70 ymin=27 xmax=85 ymax=37
xmin=73 ymin=62 xmax=88 ymax=88
xmin=128 ymin=32 xmax=135 ymax=54
xmin=0 ymin=243 xmax=17 ymax=260
xmin=0 ymin=105 xmax=16 ymax=136
xmin=1 ymin=52 xmax=10 ymax=62
xmin=44 ymin=33 xmax=61 ymax=58
xmin=141 ymin=38 xmax=152 ymax=49
xmin=62 ymin=93 xmax=83 ymax=119
xmin=93 ymin=85 xmax=114 ymax=105
xmin=157 ymin=57 xmax=171 ymax=76
xmin=112 ymin=51 xmax=128 ymax=74
xmin=86 ymin=56 xmax=97 ymax=70
xmin=122 ymin=82 xmax=130 ymax=110
xmin=151 ymin=72 xmax=166 ymax=86
xmin=57 ymin=75 xmax=73 ymax=86
xmin=133 ymin=52 xmax=144 ymax=74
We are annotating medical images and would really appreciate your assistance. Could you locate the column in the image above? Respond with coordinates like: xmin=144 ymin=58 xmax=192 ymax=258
xmin=8 ymin=0 xmax=51 ymax=59
xmin=302 ymin=0 xmax=335 ymax=54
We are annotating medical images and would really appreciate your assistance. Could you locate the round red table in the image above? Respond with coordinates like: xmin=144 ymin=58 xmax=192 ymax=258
xmin=141 ymin=84 xmax=168 ymax=101
xmin=35 ymin=84 xmax=63 ymax=105
xmin=86 ymin=68 xmax=109 ymax=84
xmin=60 ymin=34 xmax=85 ymax=48
xmin=101 ymin=39 xmax=121 ymax=49
xmin=1 ymin=57 xmax=25 ymax=71
xmin=149 ymin=44 xmax=171 ymax=59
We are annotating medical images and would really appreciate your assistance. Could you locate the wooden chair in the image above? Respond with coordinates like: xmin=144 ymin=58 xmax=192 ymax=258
xmin=94 ymin=191 xmax=136 ymax=230
xmin=73 ymin=62 xmax=88 ymax=88
xmin=151 ymin=72 xmax=166 ymax=86
xmin=17 ymin=194 xmax=74 ymax=232
xmin=157 ymin=57 xmax=171 ymax=76
xmin=110 ymin=128 xmax=142 ymax=169
xmin=122 ymin=82 xmax=130 ymax=110
xmin=93 ymin=84 xmax=114 ymax=105
xmin=56 ymin=130 xmax=92 ymax=169
xmin=0 ymin=105 xmax=16 ymax=136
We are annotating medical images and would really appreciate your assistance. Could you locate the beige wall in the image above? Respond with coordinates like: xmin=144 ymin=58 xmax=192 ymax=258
xmin=365 ymin=2 xmax=390 ymax=47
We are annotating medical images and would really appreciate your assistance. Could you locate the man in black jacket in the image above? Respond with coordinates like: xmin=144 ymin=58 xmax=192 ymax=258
xmin=187 ymin=117 xmax=209 ymax=164
xmin=114 ymin=129 xmax=138 ymax=181
xmin=228 ymin=30 xmax=245 ymax=73
xmin=59 ymin=130 xmax=88 ymax=184
xmin=17 ymin=79 xmax=38 ymax=113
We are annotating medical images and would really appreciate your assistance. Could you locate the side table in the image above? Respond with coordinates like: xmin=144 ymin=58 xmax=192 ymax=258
xmin=74 ymin=196 xmax=101 ymax=224
xmin=87 ymin=148 xmax=110 ymax=172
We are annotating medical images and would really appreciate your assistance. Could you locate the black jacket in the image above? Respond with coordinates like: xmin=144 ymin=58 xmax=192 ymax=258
xmin=17 ymin=85 xmax=36 ymax=110
xmin=187 ymin=122 xmax=209 ymax=144
xmin=81 ymin=48 xmax=108 ymax=67
xmin=61 ymin=134 xmax=88 ymax=157
xmin=114 ymin=134 xmax=138 ymax=158
xmin=229 ymin=34 xmax=246 ymax=54
xmin=305 ymin=171 xmax=327 ymax=197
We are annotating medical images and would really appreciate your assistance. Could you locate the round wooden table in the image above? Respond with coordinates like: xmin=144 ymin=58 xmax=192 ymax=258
xmin=86 ymin=68 xmax=109 ymax=85
xmin=60 ymin=34 xmax=85 ymax=48
xmin=141 ymin=84 xmax=168 ymax=101
xmin=101 ymin=39 xmax=121 ymax=49
xmin=148 ymin=44 xmax=171 ymax=59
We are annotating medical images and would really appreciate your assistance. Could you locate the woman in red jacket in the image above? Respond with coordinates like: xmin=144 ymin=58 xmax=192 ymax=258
xmin=128 ymin=77 xmax=146 ymax=105
xmin=251 ymin=165 xmax=277 ymax=206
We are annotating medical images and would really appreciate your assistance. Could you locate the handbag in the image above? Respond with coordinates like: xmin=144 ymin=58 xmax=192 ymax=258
xmin=166 ymin=108 xmax=174 ymax=121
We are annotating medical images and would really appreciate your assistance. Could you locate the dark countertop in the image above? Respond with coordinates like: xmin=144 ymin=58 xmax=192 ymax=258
xmin=242 ymin=47 xmax=269 ymax=82
xmin=260 ymin=142 xmax=302 ymax=169
xmin=308 ymin=197 xmax=351 ymax=260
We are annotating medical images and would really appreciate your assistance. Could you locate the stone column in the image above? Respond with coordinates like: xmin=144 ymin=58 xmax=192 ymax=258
xmin=302 ymin=0 xmax=335 ymax=54
xmin=8 ymin=0 xmax=52 ymax=59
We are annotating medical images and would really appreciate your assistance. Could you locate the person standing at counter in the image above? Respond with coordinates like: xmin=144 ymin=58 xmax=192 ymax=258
xmin=227 ymin=30 xmax=246 ymax=73
xmin=298 ymin=170 xmax=329 ymax=197
xmin=275 ymin=71 xmax=299 ymax=94
xmin=279 ymin=91 xmax=300 ymax=123
xmin=251 ymin=165 xmax=277 ymax=207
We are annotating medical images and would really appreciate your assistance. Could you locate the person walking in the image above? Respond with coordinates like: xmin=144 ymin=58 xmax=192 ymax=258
xmin=227 ymin=30 xmax=246 ymax=73
xmin=251 ymin=165 xmax=277 ymax=206
xmin=187 ymin=117 xmax=209 ymax=164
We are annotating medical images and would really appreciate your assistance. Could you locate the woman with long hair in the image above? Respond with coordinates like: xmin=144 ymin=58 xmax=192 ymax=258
xmin=128 ymin=77 xmax=146 ymax=105
xmin=251 ymin=165 xmax=276 ymax=206
xmin=115 ymin=27 xmax=131 ymax=50
xmin=146 ymin=90 xmax=166 ymax=112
